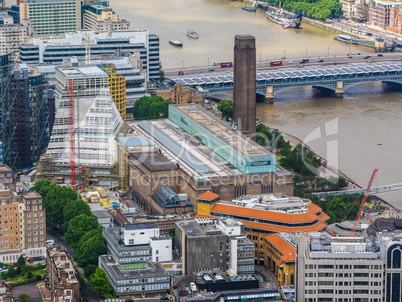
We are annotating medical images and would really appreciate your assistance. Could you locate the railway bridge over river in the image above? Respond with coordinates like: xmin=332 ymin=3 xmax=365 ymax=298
xmin=168 ymin=61 xmax=402 ymax=102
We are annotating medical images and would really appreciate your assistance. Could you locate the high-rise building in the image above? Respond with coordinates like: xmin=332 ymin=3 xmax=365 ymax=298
xmin=7 ymin=5 xmax=20 ymax=24
xmin=19 ymin=0 xmax=81 ymax=36
xmin=40 ymin=66 xmax=123 ymax=186
xmin=233 ymin=34 xmax=256 ymax=137
xmin=20 ymin=30 xmax=160 ymax=81
xmin=14 ymin=64 xmax=52 ymax=168
xmin=0 ymin=53 xmax=17 ymax=169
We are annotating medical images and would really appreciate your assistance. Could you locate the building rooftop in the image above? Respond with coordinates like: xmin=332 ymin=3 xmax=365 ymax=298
xmin=92 ymin=210 xmax=113 ymax=219
xmin=0 ymin=165 xmax=12 ymax=173
xmin=123 ymin=222 xmax=158 ymax=231
xmin=171 ymin=104 xmax=273 ymax=159
xmin=176 ymin=218 xmax=243 ymax=238
xmin=118 ymin=136 xmax=150 ymax=148
xmin=198 ymin=192 xmax=220 ymax=200
xmin=100 ymin=255 xmax=168 ymax=279
xmin=264 ymin=233 xmax=295 ymax=263
xmin=22 ymin=0 xmax=77 ymax=3
xmin=18 ymin=190 xmax=41 ymax=199
xmin=130 ymin=152 xmax=178 ymax=172
xmin=57 ymin=66 xmax=108 ymax=78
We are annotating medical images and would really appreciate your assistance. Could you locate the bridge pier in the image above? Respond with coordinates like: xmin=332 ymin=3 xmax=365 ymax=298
xmin=264 ymin=86 xmax=274 ymax=103
xmin=335 ymin=81 xmax=344 ymax=98
xmin=312 ymin=81 xmax=344 ymax=98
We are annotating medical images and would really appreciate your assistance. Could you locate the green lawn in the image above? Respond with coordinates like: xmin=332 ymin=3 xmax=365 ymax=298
xmin=5 ymin=268 xmax=46 ymax=285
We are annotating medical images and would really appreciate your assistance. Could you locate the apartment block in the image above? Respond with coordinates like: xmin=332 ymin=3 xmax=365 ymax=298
xmin=0 ymin=183 xmax=46 ymax=263
xmin=19 ymin=190 xmax=46 ymax=259
xmin=175 ymin=218 xmax=255 ymax=275
xmin=370 ymin=0 xmax=401 ymax=29
xmin=0 ymin=14 xmax=31 ymax=54
xmin=20 ymin=0 xmax=81 ymax=36
xmin=46 ymin=245 xmax=80 ymax=302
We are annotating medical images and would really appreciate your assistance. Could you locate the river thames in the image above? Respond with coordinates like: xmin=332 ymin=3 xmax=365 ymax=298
xmin=116 ymin=0 xmax=402 ymax=208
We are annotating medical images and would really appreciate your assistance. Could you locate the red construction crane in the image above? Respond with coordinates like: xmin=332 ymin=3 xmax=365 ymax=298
xmin=350 ymin=169 xmax=378 ymax=237
xmin=68 ymin=79 xmax=76 ymax=186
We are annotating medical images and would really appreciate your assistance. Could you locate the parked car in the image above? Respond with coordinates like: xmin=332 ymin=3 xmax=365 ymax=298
xmin=208 ymin=68 xmax=215 ymax=72
xmin=28 ymin=258 xmax=34 ymax=264
xmin=11 ymin=262 xmax=17 ymax=267
xmin=348 ymin=56 xmax=353 ymax=58
xmin=318 ymin=59 xmax=324 ymax=62
xmin=366 ymin=32 xmax=372 ymax=36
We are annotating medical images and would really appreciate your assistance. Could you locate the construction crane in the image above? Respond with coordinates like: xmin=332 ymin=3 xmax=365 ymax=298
xmin=350 ymin=169 xmax=378 ymax=237
xmin=68 ymin=79 xmax=76 ymax=186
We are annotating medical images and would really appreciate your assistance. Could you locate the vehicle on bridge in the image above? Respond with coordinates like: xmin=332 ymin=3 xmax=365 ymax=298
xmin=220 ymin=62 xmax=233 ymax=68
xmin=299 ymin=58 xmax=309 ymax=64
xmin=270 ymin=60 xmax=283 ymax=67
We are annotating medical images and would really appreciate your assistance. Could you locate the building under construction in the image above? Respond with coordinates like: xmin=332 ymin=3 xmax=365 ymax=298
xmin=37 ymin=65 xmax=123 ymax=187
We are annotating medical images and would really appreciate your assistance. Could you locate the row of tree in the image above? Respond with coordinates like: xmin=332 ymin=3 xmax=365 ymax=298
xmin=33 ymin=180 xmax=113 ymax=299
xmin=267 ymin=0 xmax=342 ymax=20
xmin=132 ymin=96 xmax=170 ymax=120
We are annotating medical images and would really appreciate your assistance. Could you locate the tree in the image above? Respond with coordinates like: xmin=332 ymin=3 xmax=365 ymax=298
xmin=74 ymin=230 xmax=106 ymax=267
xmin=159 ymin=62 xmax=166 ymax=82
xmin=43 ymin=185 xmax=79 ymax=228
xmin=90 ymin=268 xmax=112 ymax=297
xmin=65 ymin=214 xmax=100 ymax=248
xmin=19 ymin=294 xmax=31 ymax=302
xmin=132 ymin=96 xmax=169 ymax=120
xmin=63 ymin=199 xmax=92 ymax=231
xmin=7 ymin=266 xmax=16 ymax=278
xmin=26 ymin=270 xmax=33 ymax=279
xmin=16 ymin=255 xmax=25 ymax=274
xmin=83 ymin=264 xmax=97 ymax=279
xmin=217 ymin=99 xmax=233 ymax=121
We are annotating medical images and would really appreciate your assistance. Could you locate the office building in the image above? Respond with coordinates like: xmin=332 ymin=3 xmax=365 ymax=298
xmin=128 ymin=103 xmax=293 ymax=215
xmin=0 ymin=184 xmax=46 ymax=263
xmin=100 ymin=222 xmax=172 ymax=297
xmin=19 ymin=0 xmax=81 ymax=36
xmin=20 ymin=30 xmax=160 ymax=81
xmin=233 ymin=34 xmax=256 ymax=137
xmin=296 ymin=233 xmax=385 ymax=302
xmin=46 ymin=245 xmax=80 ymax=302
xmin=39 ymin=66 xmax=123 ymax=186
xmin=175 ymin=218 xmax=255 ymax=275
xmin=82 ymin=4 xmax=130 ymax=31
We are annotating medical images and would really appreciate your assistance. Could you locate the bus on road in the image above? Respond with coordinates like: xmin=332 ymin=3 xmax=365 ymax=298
xmin=270 ymin=60 xmax=283 ymax=67
xmin=220 ymin=62 xmax=233 ymax=68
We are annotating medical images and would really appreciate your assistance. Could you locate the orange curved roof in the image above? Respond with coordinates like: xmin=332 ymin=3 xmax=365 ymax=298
xmin=264 ymin=233 xmax=295 ymax=263
xmin=198 ymin=192 xmax=220 ymax=200
xmin=211 ymin=203 xmax=320 ymax=224
xmin=241 ymin=219 xmax=327 ymax=233
xmin=307 ymin=203 xmax=323 ymax=214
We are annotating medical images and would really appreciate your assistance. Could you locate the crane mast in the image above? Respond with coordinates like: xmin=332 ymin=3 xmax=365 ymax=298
xmin=350 ymin=169 xmax=378 ymax=237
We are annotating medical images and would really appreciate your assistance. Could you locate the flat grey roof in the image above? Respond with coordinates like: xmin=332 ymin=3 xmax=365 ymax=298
xmin=130 ymin=151 xmax=178 ymax=172
xmin=123 ymin=222 xmax=158 ymax=230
